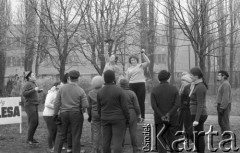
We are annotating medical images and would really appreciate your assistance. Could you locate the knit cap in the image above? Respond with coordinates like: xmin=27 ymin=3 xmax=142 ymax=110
xmin=91 ymin=75 xmax=104 ymax=89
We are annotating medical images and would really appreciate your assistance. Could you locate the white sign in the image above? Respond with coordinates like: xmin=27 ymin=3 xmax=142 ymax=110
xmin=0 ymin=97 xmax=22 ymax=125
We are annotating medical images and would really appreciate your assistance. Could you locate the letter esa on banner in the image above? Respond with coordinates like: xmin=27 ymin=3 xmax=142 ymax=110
xmin=0 ymin=97 xmax=22 ymax=125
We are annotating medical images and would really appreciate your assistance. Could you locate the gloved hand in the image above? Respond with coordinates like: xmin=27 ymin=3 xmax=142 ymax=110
xmin=88 ymin=116 xmax=92 ymax=122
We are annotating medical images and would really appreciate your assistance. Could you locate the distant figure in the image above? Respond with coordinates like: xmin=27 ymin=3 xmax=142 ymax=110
xmin=216 ymin=70 xmax=232 ymax=139
xmin=151 ymin=70 xmax=180 ymax=153
xmin=11 ymin=75 xmax=22 ymax=97
xmin=189 ymin=67 xmax=208 ymax=153
xmin=6 ymin=76 xmax=14 ymax=96
xmin=97 ymin=70 xmax=130 ymax=153
xmin=43 ymin=82 xmax=60 ymax=153
xmin=54 ymin=70 xmax=89 ymax=153
xmin=120 ymin=79 xmax=141 ymax=153
xmin=126 ymin=49 xmax=150 ymax=121
xmin=22 ymin=71 xmax=43 ymax=145
xmin=178 ymin=72 xmax=193 ymax=143
xmin=87 ymin=75 xmax=104 ymax=153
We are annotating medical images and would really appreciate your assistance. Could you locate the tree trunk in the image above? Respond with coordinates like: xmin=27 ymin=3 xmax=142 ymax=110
xmin=167 ymin=0 xmax=175 ymax=84
xmin=0 ymin=48 xmax=6 ymax=92
xmin=218 ymin=0 xmax=226 ymax=70
xmin=199 ymin=55 xmax=206 ymax=78
xmin=229 ymin=0 xmax=234 ymax=85
xmin=206 ymin=50 xmax=211 ymax=84
xmin=35 ymin=50 xmax=40 ymax=76
xmin=148 ymin=0 xmax=155 ymax=79
xmin=140 ymin=0 xmax=148 ymax=50
xmin=25 ymin=0 xmax=37 ymax=71
xmin=59 ymin=61 xmax=66 ymax=81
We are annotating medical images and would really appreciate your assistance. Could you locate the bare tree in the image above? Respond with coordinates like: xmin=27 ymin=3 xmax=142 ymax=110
xmin=24 ymin=0 xmax=37 ymax=71
xmin=27 ymin=0 xmax=90 ymax=79
xmin=156 ymin=0 xmax=238 ymax=77
xmin=77 ymin=0 xmax=138 ymax=74
xmin=0 ymin=0 xmax=11 ymax=92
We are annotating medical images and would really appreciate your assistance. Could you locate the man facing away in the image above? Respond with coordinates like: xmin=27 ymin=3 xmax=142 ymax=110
xmin=216 ymin=70 xmax=232 ymax=138
xmin=151 ymin=70 xmax=180 ymax=153
xmin=54 ymin=70 xmax=89 ymax=153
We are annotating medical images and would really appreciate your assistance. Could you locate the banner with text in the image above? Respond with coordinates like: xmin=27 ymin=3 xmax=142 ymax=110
xmin=0 ymin=97 xmax=22 ymax=125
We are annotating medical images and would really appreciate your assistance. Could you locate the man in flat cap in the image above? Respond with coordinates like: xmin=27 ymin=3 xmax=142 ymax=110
xmin=216 ymin=70 xmax=232 ymax=139
xmin=151 ymin=70 xmax=180 ymax=153
xmin=54 ymin=70 xmax=89 ymax=153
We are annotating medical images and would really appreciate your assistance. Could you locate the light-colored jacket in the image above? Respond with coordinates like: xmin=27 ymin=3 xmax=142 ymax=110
xmin=43 ymin=86 xmax=58 ymax=116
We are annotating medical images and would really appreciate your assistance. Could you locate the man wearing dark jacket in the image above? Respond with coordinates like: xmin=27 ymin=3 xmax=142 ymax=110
xmin=22 ymin=71 xmax=42 ymax=144
xmin=151 ymin=70 xmax=180 ymax=153
xmin=97 ymin=70 xmax=130 ymax=153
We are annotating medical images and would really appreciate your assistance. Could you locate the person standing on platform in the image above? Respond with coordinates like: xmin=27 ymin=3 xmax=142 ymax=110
xmin=126 ymin=49 xmax=150 ymax=122
xmin=103 ymin=53 xmax=123 ymax=84
xmin=151 ymin=70 xmax=180 ymax=153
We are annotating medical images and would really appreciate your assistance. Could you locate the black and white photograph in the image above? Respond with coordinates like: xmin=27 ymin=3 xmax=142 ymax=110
xmin=0 ymin=0 xmax=240 ymax=153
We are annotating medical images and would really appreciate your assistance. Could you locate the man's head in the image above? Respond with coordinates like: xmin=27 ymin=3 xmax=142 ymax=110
xmin=104 ymin=70 xmax=115 ymax=84
xmin=217 ymin=70 xmax=229 ymax=81
xmin=68 ymin=70 xmax=80 ymax=82
xmin=158 ymin=70 xmax=171 ymax=82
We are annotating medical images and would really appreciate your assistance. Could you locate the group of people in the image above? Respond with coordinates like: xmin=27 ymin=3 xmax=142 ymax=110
xmin=21 ymin=48 xmax=232 ymax=153
xmin=21 ymin=49 xmax=150 ymax=153
xmin=151 ymin=68 xmax=232 ymax=153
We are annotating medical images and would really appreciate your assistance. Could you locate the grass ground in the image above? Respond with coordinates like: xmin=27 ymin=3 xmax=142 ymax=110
xmin=0 ymin=114 xmax=240 ymax=153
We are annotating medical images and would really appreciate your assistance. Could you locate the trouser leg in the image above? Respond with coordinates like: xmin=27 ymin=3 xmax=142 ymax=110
xmin=25 ymin=104 xmax=39 ymax=142
xmin=70 ymin=111 xmax=83 ymax=153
